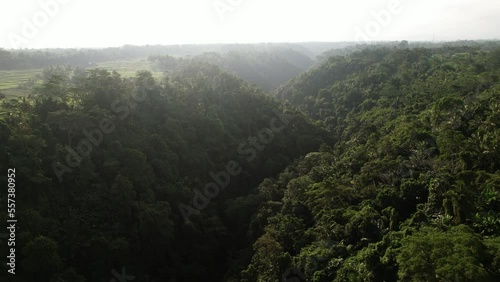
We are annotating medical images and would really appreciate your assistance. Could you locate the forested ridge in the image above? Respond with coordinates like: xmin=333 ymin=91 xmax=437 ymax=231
xmin=246 ymin=46 xmax=500 ymax=281
xmin=0 ymin=43 xmax=335 ymax=71
xmin=0 ymin=59 xmax=329 ymax=281
xmin=150 ymin=48 xmax=314 ymax=92
xmin=0 ymin=43 xmax=499 ymax=282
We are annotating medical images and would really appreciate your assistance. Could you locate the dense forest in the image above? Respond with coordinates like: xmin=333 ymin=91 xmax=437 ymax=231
xmin=0 ymin=42 xmax=499 ymax=282
xmin=0 ymin=42 xmax=347 ymax=71
xmin=149 ymin=48 xmax=314 ymax=91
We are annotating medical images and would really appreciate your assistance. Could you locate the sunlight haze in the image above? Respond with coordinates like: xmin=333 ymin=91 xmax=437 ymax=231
xmin=1 ymin=0 xmax=499 ymax=48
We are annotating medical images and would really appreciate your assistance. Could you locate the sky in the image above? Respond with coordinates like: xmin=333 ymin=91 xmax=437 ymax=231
xmin=0 ymin=0 xmax=499 ymax=49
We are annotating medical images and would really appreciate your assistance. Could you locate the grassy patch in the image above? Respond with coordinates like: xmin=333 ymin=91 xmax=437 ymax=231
xmin=0 ymin=59 xmax=164 ymax=99
xmin=94 ymin=59 xmax=164 ymax=79
xmin=0 ymin=69 xmax=42 ymax=90
xmin=1 ymin=88 xmax=33 ymax=99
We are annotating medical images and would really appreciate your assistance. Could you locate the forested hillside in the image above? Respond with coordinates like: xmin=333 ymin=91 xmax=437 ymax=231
xmin=150 ymin=49 xmax=314 ymax=91
xmin=0 ymin=44 xmax=499 ymax=282
xmin=0 ymin=43 xmax=322 ymax=71
xmin=242 ymin=46 xmax=500 ymax=281
xmin=0 ymin=61 xmax=328 ymax=281
xmin=0 ymin=44 xmax=319 ymax=98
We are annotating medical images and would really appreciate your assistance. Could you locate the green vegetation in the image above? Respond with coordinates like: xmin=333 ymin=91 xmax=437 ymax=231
xmin=0 ymin=42 xmax=499 ymax=281
xmin=0 ymin=60 xmax=328 ymax=282
xmin=0 ymin=71 xmax=27 ymax=89
xmin=244 ymin=45 xmax=500 ymax=281
xmin=94 ymin=59 xmax=162 ymax=79
xmin=0 ymin=60 xmax=160 ymax=99
xmin=0 ymin=69 xmax=41 ymax=98
xmin=0 ymin=44 xmax=318 ymax=98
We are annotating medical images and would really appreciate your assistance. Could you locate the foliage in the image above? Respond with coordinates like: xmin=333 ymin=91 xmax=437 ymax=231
xmin=1 ymin=43 xmax=499 ymax=281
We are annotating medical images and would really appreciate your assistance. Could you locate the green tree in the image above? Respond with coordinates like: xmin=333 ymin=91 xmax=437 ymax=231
xmin=397 ymin=226 xmax=489 ymax=281
xmin=22 ymin=236 xmax=63 ymax=281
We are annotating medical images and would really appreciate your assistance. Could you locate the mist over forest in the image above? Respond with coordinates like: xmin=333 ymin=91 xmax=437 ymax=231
xmin=0 ymin=39 xmax=499 ymax=282
xmin=1 ymin=1 xmax=500 ymax=282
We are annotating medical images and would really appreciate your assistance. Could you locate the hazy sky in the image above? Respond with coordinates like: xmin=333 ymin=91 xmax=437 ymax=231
xmin=1 ymin=0 xmax=499 ymax=49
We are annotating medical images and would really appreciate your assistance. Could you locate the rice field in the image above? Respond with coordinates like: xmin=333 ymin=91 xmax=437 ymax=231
xmin=0 ymin=59 xmax=164 ymax=100
xmin=0 ymin=69 xmax=42 ymax=98
xmin=94 ymin=59 xmax=164 ymax=79
xmin=0 ymin=69 xmax=41 ymax=89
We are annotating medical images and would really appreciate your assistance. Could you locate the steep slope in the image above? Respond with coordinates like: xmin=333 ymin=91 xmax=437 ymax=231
xmin=0 ymin=62 xmax=329 ymax=282
xmin=241 ymin=46 xmax=500 ymax=281
xmin=150 ymin=48 xmax=315 ymax=92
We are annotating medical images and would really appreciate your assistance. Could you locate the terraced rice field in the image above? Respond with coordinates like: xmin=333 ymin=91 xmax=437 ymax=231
xmin=0 ymin=69 xmax=41 ymax=89
xmin=0 ymin=59 xmax=164 ymax=100
xmin=0 ymin=69 xmax=42 ymax=98
xmin=94 ymin=59 xmax=164 ymax=79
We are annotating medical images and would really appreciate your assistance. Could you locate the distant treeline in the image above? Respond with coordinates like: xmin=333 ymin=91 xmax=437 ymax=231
xmin=149 ymin=48 xmax=315 ymax=91
xmin=2 ymin=40 xmax=499 ymax=71
xmin=0 ymin=43 xmax=332 ymax=70
xmin=0 ymin=42 xmax=499 ymax=282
